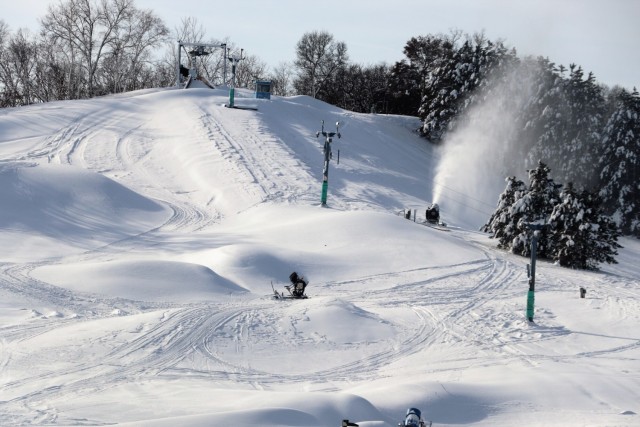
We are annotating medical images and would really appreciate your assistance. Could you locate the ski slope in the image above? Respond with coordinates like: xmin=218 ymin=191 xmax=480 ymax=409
xmin=0 ymin=88 xmax=638 ymax=426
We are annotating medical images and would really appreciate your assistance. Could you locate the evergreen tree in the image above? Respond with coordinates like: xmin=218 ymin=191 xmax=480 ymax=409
xmin=515 ymin=57 xmax=564 ymax=163
xmin=599 ymin=88 xmax=640 ymax=236
xmin=486 ymin=166 xmax=621 ymax=269
xmin=581 ymin=190 xmax=622 ymax=267
xmin=523 ymin=63 xmax=571 ymax=178
xmin=519 ymin=64 xmax=607 ymax=190
xmin=548 ymin=182 xmax=583 ymax=266
xmin=509 ymin=161 xmax=562 ymax=257
xmin=482 ymin=176 xmax=527 ymax=249
xmin=419 ymin=37 xmax=517 ymax=142
xmin=549 ymin=183 xmax=621 ymax=269
xmin=558 ymin=67 xmax=606 ymax=188
xmin=387 ymin=59 xmax=422 ymax=116
xmin=403 ymin=35 xmax=455 ymax=110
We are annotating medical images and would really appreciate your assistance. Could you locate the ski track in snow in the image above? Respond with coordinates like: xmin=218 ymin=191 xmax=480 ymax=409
xmin=1 ymin=89 xmax=639 ymax=426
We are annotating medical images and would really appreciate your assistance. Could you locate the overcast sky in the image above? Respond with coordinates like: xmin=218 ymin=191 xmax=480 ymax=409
xmin=2 ymin=0 xmax=638 ymax=89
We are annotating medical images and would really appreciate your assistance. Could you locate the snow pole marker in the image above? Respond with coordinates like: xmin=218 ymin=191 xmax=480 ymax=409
xmin=316 ymin=120 xmax=341 ymax=206
xmin=525 ymin=223 xmax=545 ymax=322
xmin=321 ymin=180 xmax=329 ymax=205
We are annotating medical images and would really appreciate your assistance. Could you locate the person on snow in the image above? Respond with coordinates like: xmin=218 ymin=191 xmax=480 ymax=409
xmin=402 ymin=407 xmax=426 ymax=427
xmin=288 ymin=271 xmax=307 ymax=297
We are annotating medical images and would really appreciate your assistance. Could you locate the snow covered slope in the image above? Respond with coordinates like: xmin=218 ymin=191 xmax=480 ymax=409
xmin=0 ymin=88 xmax=638 ymax=426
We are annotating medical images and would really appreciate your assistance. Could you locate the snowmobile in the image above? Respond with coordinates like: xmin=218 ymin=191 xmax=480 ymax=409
xmin=272 ymin=271 xmax=309 ymax=300
xmin=398 ymin=407 xmax=431 ymax=427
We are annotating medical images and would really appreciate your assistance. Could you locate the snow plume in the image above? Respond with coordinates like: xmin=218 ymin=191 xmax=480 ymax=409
xmin=432 ymin=66 xmax=534 ymax=229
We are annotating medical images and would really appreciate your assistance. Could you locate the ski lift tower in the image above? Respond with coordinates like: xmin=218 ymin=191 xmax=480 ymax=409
xmin=176 ymin=41 xmax=228 ymax=88
xmin=316 ymin=120 xmax=342 ymax=206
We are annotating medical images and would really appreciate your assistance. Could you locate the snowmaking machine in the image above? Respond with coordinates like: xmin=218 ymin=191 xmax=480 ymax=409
xmin=272 ymin=271 xmax=309 ymax=299
xmin=425 ymin=203 xmax=440 ymax=224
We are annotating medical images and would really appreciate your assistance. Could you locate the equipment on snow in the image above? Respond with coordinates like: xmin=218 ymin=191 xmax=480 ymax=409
xmin=316 ymin=120 xmax=342 ymax=206
xmin=425 ymin=203 xmax=440 ymax=224
xmin=272 ymin=271 xmax=309 ymax=299
xmin=398 ymin=407 xmax=431 ymax=427
xmin=525 ymin=222 xmax=546 ymax=322
xmin=341 ymin=420 xmax=359 ymax=427
xmin=422 ymin=203 xmax=448 ymax=230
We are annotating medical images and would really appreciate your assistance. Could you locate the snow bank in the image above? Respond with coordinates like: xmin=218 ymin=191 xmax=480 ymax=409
xmin=0 ymin=162 xmax=170 ymax=260
xmin=32 ymin=259 xmax=247 ymax=302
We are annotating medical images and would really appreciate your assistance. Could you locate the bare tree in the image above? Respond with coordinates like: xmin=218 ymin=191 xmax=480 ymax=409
xmin=40 ymin=0 xmax=135 ymax=97
xmin=32 ymin=41 xmax=70 ymax=102
xmin=164 ymin=17 xmax=230 ymax=87
xmin=11 ymin=29 xmax=38 ymax=104
xmin=175 ymin=16 xmax=207 ymax=45
xmin=97 ymin=7 xmax=169 ymax=93
xmin=293 ymin=30 xmax=348 ymax=98
xmin=235 ymin=53 xmax=267 ymax=89
xmin=0 ymin=26 xmax=39 ymax=106
xmin=0 ymin=20 xmax=16 ymax=106
xmin=269 ymin=61 xmax=294 ymax=96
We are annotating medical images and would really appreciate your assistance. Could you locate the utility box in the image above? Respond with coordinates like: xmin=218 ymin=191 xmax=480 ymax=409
xmin=255 ymin=80 xmax=272 ymax=99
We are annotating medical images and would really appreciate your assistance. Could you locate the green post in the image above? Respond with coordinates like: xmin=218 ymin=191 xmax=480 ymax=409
xmin=526 ymin=290 xmax=535 ymax=321
xmin=317 ymin=120 xmax=340 ymax=206
xmin=227 ymin=54 xmax=241 ymax=108
xmin=321 ymin=180 xmax=328 ymax=205
xmin=525 ymin=224 xmax=544 ymax=322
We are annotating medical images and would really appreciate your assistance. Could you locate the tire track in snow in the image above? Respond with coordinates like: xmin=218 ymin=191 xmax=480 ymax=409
xmin=173 ymin=258 xmax=501 ymax=385
xmin=0 ymin=304 xmax=251 ymax=423
xmin=203 ymin=105 xmax=319 ymax=208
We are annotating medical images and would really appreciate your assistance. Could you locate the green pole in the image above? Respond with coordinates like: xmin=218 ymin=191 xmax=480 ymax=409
xmin=526 ymin=290 xmax=535 ymax=321
xmin=228 ymin=60 xmax=238 ymax=108
xmin=321 ymin=180 xmax=328 ymax=205
xmin=525 ymin=225 xmax=543 ymax=322
xmin=321 ymin=138 xmax=330 ymax=205
xmin=317 ymin=121 xmax=341 ymax=206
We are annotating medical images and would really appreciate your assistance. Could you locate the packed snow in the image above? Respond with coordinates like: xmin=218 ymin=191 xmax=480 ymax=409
xmin=0 ymin=87 xmax=638 ymax=426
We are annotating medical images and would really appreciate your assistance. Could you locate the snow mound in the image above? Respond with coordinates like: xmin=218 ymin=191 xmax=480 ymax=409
xmin=210 ymin=204 xmax=483 ymax=291
xmin=0 ymin=162 xmax=170 ymax=260
xmin=287 ymin=297 xmax=395 ymax=344
xmin=33 ymin=259 xmax=247 ymax=302
xmin=113 ymin=389 xmax=387 ymax=427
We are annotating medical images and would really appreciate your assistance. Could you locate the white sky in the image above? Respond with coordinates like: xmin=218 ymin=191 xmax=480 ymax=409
xmin=2 ymin=0 xmax=639 ymax=89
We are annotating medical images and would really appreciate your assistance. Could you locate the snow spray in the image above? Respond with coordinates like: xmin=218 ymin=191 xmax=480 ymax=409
xmin=431 ymin=66 xmax=535 ymax=228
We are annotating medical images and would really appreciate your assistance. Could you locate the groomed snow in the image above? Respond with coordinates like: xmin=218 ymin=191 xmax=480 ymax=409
xmin=0 ymin=87 xmax=638 ymax=426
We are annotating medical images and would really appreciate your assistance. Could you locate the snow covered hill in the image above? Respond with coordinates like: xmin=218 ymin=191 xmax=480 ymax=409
xmin=0 ymin=88 xmax=638 ymax=426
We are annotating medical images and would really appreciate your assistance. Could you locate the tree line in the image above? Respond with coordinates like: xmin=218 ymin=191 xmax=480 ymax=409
xmin=0 ymin=0 xmax=171 ymax=104
xmin=0 ymin=1 xmax=276 ymax=106
xmin=402 ymin=33 xmax=639 ymax=240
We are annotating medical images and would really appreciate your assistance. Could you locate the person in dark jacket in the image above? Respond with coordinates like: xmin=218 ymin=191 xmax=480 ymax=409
xmin=289 ymin=271 xmax=307 ymax=297
xmin=402 ymin=407 xmax=427 ymax=427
